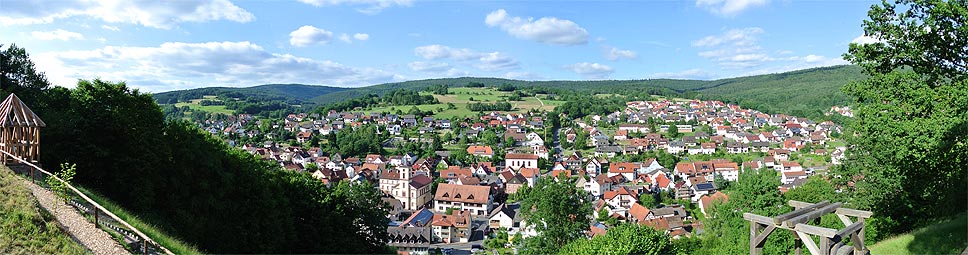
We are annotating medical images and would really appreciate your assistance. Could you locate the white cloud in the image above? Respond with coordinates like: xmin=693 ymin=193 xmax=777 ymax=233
xmin=0 ymin=0 xmax=254 ymax=29
xmin=851 ymin=35 xmax=883 ymax=45
xmin=650 ymin=68 xmax=716 ymax=80
xmin=408 ymin=61 xmax=451 ymax=72
xmin=414 ymin=45 xmax=481 ymax=61
xmin=564 ymin=62 xmax=613 ymax=79
xmin=605 ymin=46 xmax=637 ymax=61
xmin=297 ymin=0 xmax=413 ymax=14
xmin=696 ymin=0 xmax=769 ymax=17
xmin=339 ymin=33 xmax=352 ymax=43
xmin=33 ymin=41 xmax=397 ymax=91
xmin=484 ymin=9 xmax=589 ymax=46
xmin=691 ymin=27 xmax=763 ymax=47
xmin=477 ymin=52 xmax=519 ymax=71
xmin=353 ymin=33 xmax=369 ymax=40
xmin=289 ymin=26 xmax=333 ymax=47
xmin=101 ymin=25 xmax=120 ymax=31
xmin=31 ymin=29 xmax=84 ymax=41
xmin=413 ymin=44 xmax=519 ymax=72
xmin=802 ymin=54 xmax=825 ymax=63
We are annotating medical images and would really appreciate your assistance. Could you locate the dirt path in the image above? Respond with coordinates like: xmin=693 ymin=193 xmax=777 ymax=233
xmin=22 ymin=179 xmax=130 ymax=255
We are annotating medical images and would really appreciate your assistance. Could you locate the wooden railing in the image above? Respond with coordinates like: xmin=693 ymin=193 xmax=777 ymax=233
xmin=1 ymin=149 xmax=174 ymax=255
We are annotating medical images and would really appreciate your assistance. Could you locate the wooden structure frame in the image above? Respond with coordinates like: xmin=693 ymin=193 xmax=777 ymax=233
xmin=743 ymin=200 xmax=872 ymax=255
xmin=0 ymin=93 xmax=45 ymax=163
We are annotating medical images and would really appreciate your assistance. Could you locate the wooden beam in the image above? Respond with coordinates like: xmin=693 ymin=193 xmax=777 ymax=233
xmin=795 ymin=223 xmax=838 ymax=238
xmin=796 ymin=230 xmax=823 ymax=255
xmin=784 ymin=202 xmax=843 ymax=228
xmin=744 ymin=213 xmax=776 ymax=225
xmin=753 ymin=225 xmax=776 ymax=247
xmin=777 ymin=201 xmax=830 ymax=224
xmin=837 ymin=214 xmax=853 ymax=227
xmin=836 ymin=207 xmax=873 ymax=218
xmin=789 ymin=200 xmax=827 ymax=209
xmin=835 ymin=222 xmax=864 ymax=239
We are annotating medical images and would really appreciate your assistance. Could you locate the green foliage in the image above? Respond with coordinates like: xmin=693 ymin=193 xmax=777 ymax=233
xmin=0 ymin=43 xmax=49 ymax=105
xmin=45 ymin=163 xmax=76 ymax=205
xmin=327 ymin=124 xmax=386 ymax=158
xmin=0 ymin=166 xmax=88 ymax=254
xmin=783 ymin=176 xmax=837 ymax=203
xmin=869 ymin=212 xmax=968 ymax=255
xmin=698 ymin=168 xmax=793 ymax=254
xmin=467 ymin=101 xmax=512 ymax=111
xmin=836 ymin=0 xmax=968 ymax=239
xmin=557 ymin=224 xmax=676 ymax=255
xmin=638 ymin=192 xmax=658 ymax=208
xmin=517 ymin=177 xmax=592 ymax=254
xmin=38 ymin=79 xmax=390 ymax=253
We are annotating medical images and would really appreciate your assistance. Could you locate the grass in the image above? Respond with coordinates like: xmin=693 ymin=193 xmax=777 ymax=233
xmin=171 ymin=96 xmax=234 ymax=115
xmin=73 ymin=186 xmax=203 ymax=255
xmin=0 ymin=166 xmax=88 ymax=254
xmin=367 ymin=87 xmax=567 ymax=118
xmin=869 ymin=212 xmax=967 ymax=255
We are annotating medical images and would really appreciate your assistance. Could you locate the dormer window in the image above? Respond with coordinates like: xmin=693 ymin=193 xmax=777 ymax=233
xmin=455 ymin=194 xmax=461 ymax=199
xmin=467 ymin=194 xmax=474 ymax=200
xmin=443 ymin=193 xmax=449 ymax=198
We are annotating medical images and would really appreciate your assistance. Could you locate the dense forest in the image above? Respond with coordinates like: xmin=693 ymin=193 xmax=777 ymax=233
xmin=1 ymin=44 xmax=391 ymax=254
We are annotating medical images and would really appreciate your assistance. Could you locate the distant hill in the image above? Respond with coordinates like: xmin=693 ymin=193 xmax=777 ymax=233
xmin=154 ymin=65 xmax=866 ymax=118
xmin=153 ymin=84 xmax=348 ymax=105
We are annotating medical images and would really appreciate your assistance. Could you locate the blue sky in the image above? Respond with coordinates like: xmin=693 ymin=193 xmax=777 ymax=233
xmin=0 ymin=0 xmax=879 ymax=92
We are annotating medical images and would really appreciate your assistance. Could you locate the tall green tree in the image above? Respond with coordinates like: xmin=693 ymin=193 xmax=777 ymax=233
xmin=838 ymin=0 xmax=968 ymax=237
xmin=557 ymin=224 xmax=676 ymax=255
xmin=517 ymin=177 xmax=592 ymax=254
xmin=698 ymin=168 xmax=792 ymax=254
xmin=0 ymin=44 xmax=50 ymax=105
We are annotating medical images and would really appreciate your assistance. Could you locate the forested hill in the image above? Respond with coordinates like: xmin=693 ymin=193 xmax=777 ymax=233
xmin=154 ymin=65 xmax=866 ymax=118
xmin=152 ymin=84 xmax=348 ymax=105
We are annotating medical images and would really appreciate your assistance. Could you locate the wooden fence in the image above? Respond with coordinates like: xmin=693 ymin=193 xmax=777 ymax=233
xmin=1 ymin=149 xmax=174 ymax=255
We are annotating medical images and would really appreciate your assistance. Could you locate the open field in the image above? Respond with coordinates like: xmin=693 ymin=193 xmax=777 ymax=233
xmin=366 ymin=87 xmax=565 ymax=118
xmin=171 ymin=96 xmax=234 ymax=115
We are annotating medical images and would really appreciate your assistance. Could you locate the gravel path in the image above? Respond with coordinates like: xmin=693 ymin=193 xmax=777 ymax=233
xmin=22 ymin=179 xmax=130 ymax=255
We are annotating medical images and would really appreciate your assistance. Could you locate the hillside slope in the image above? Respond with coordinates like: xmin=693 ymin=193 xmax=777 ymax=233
xmin=0 ymin=167 xmax=88 ymax=254
xmin=153 ymin=84 xmax=348 ymax=105
xmin=155 ymin=65 xmax=867 ymax=118
xmin=869 ymin=212 xmax=967 ymax=255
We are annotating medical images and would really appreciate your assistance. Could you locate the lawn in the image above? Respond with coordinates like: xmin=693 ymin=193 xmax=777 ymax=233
xmin=171 ymin=96 xmax=234 ymax=115
xmin=0 ymin=166 xmax=88 ymax=254
xmin=869 ymin=212 xmax=967 ymax=255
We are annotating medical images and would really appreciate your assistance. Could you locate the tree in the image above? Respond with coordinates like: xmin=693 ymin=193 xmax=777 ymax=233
xmin=0 ymin=44 xmax=50 ymax=105
xmin=557 ymin=224 xmax=676 ymax=255
xmin=638 ymin=192 xmax=658 ymax=208
xmin=783 ymin=176 xmax=836 ymax=204
xmin=667 ymin=125 xmax=680 ymax=139
xmin=698 ymin=168 xmax=793 ymax=254
xmin=838 ymin=0 xmax=968 ymax=238
xmin=517 ymin=177 xmax=592 ymax=254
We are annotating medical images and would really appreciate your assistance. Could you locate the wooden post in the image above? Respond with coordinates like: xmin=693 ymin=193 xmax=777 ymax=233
xmin=143 ymin=239 xmax=148 ymax=255
xmin=94 ymin=207 xmax=99 ymax=226
xmin=751 ymin=222 xmax=762 ymax=255
xmin=793 ymin=231 xmax=803 ymax=255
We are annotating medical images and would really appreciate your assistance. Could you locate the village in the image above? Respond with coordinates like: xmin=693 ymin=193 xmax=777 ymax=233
xmin=196 ymin=98 xmax=847 ymax=254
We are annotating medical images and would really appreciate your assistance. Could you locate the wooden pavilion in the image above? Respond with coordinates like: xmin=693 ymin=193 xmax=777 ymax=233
xmin=0 ymin=93 xmax=45 ymax=163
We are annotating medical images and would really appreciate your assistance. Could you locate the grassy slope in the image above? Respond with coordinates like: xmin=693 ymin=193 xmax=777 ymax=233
xmin=869 ymin=212 xmax=967 ymax=255
xmin=363 ymin=87 xmax=566 ymax=118
xmin=0 ymin=167 xmax=88 ymax=254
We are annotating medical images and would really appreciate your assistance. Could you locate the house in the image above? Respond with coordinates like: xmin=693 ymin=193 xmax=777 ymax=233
xmin=488 ymin=203 xmax=523 ymax=232
xmin=698 ymin=192 xmax=729 ymax=217
xmin=603 ymin=186 xmax=639 ymax=211
xmin=296 ymin=131 xmax=313 ymax=143
xmin=505 ymin=153 xmax=539 ymax=170
xmin=583 ymin=174 xmax=613 ymax=198
xmin=781 ymin=170 xmax=808 ymax=185
xmin=690 ymin=183 xmax=717 ymax=202
xmin=431 ymin=210 xmax=473 ymax=243
xmin=434 ymin=183 xmax=492 ymax=216
xmin=379 ymin=167 xmax=434 ymax=211
xmin=504 ymin=173 xmax=527 ymax=194
xmin=467 ymin=145 xmax=494 ymax=158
